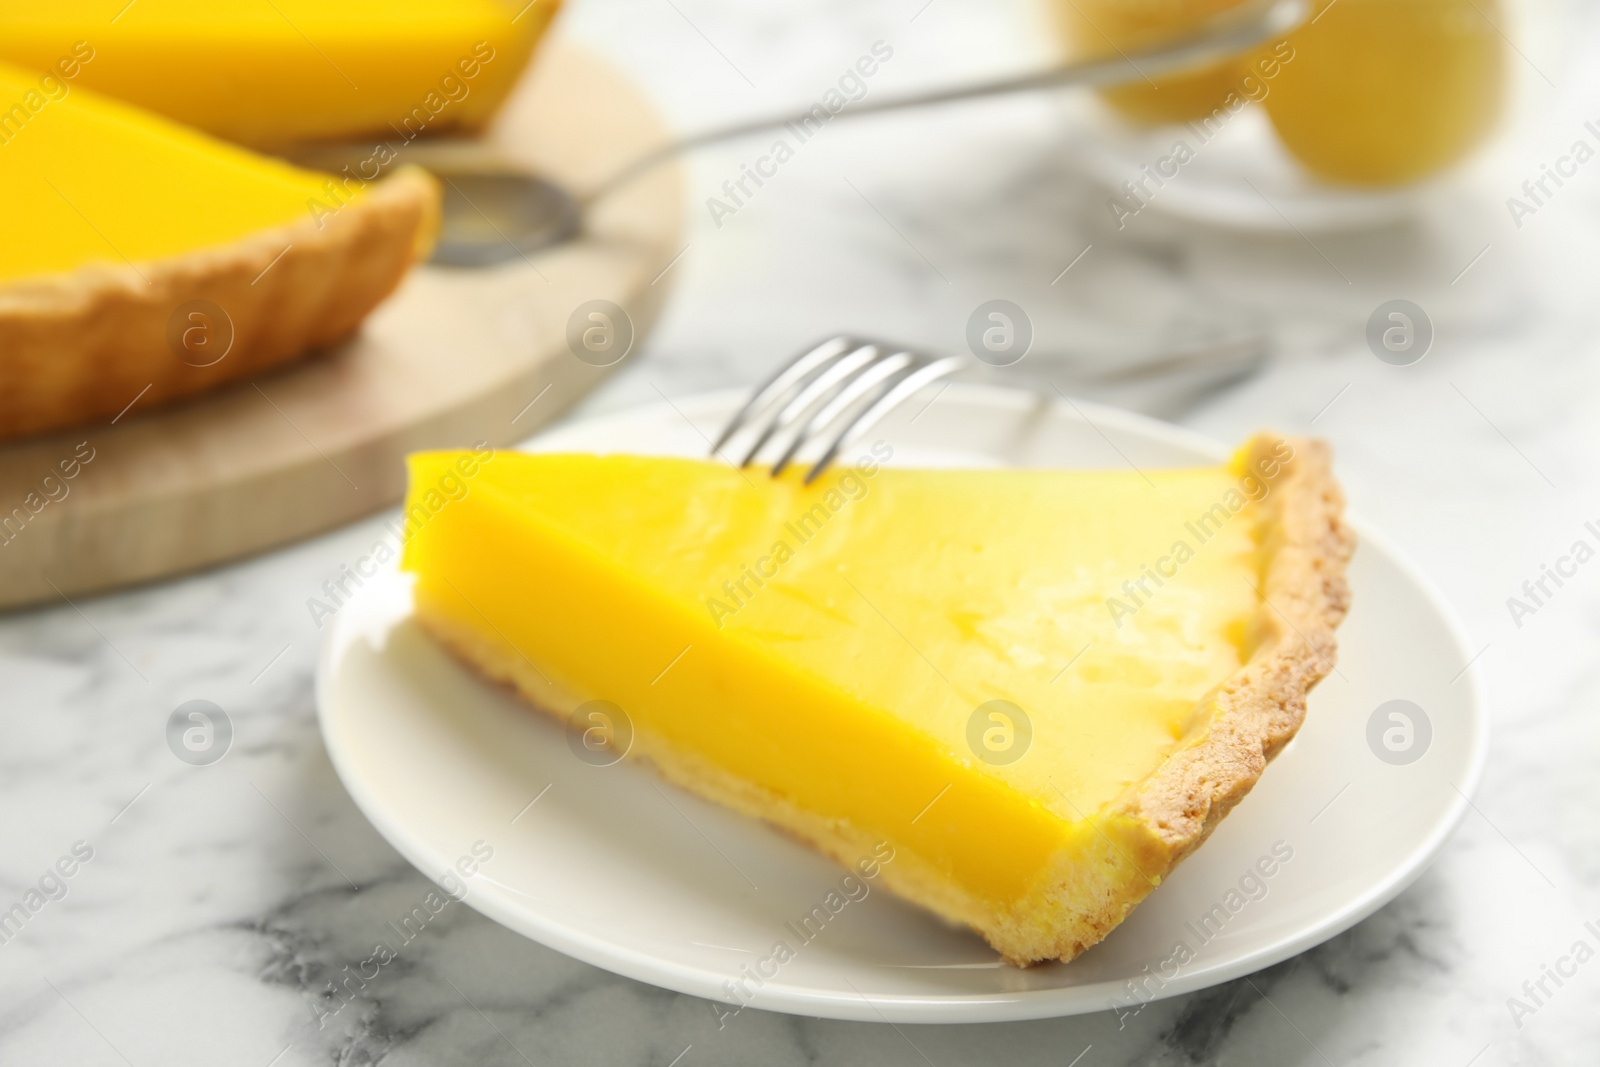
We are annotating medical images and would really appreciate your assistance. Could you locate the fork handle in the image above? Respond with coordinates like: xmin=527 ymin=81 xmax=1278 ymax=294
xmin=583 ymin=0 xmax=1307 ymax=204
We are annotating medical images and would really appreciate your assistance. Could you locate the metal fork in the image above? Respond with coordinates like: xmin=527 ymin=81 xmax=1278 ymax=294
xmin=710 ymin=337 xmax=964 ymax=484
xmin=711 ymin=333 xmax=1272 ymax=482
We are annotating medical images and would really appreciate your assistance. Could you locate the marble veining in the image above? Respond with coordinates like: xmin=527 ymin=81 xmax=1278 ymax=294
xmin=5 ymin=0 xmax=1600 ymax=1063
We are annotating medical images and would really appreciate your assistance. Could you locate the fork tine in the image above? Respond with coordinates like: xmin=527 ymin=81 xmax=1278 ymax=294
xmin=769 ymin=350 xmax=913 ymax=478
xmin=721 ymin=337 xmax=969 ymax=485
xmin=710 ymin=336 xmax=853 ymax=458
xmin=737 ymin=343 xmax=879 ymax=468
xmin=803 ymin=354 xmax=965 ymax=485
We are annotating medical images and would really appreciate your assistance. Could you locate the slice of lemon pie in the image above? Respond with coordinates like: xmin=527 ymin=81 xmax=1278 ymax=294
xmin=400 ymin=434 xmax=1352 ymax=964
xmin=0 ymin=60 xmax=438 ymax=441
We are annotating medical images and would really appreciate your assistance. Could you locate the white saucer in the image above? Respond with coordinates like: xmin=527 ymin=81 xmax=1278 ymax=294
xmin=316 ymin=385 xmax=1488 ymax=1023
xmin=1061 ymin=96 xmax=1430 ymax=232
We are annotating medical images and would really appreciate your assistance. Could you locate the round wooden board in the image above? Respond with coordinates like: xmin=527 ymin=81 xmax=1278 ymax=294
xmin=0 ymin=40 xmax=684 ymax=612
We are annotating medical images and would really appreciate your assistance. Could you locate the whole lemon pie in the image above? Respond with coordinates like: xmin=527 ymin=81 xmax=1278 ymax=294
xmin=0 ymin=0 xmax=561 ymax=147
xmin=400 ymin=435 xmax=1352 ymax=964
xmin=0 ymin=60 xmax=438 ymax=441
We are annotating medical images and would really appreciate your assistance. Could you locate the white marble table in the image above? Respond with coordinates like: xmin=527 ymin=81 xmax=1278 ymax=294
xmin=5 ymin=1 xmax=1600 ymax=1063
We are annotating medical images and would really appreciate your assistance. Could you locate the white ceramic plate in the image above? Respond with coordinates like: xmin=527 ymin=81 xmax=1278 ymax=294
xmin=316 ymin=385 xmax=1488 ymax=1023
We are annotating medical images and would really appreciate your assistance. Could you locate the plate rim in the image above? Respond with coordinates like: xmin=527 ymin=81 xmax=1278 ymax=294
xmin=316 ymin=384 xmax=1490 ymax=1023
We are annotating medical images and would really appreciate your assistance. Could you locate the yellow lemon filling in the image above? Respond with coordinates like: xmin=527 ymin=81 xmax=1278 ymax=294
xmin=0 ymin=59 xmax=344 ymax=283
xmin=401 ymin=445 xmax=1291 ymax=948
xmin=0 ymin=0 xmax=558 ymax=147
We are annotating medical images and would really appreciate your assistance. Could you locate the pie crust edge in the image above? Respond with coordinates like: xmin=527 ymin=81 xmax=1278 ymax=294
xmin=0 ymin=165 xmax=439 ymax=442
xmin=1017 ymin=433 xmax=1356 ymax=964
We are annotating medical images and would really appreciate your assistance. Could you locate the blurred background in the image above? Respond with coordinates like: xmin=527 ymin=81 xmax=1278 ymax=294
xmin=4 ymin=0 xmax=1600 ymax=1063
xmin=570 ymin=0 xmax=1577 ymax=387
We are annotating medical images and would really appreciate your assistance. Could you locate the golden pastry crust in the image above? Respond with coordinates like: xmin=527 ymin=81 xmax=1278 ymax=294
xmin=0 ymin=166 xmax=438 ymax=441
